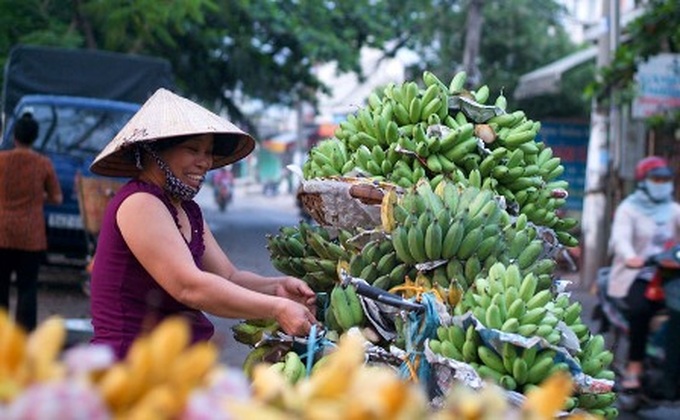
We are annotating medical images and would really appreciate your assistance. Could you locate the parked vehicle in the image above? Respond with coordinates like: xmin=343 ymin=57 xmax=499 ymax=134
xmin=1 ymin=45 xmax=173 ymax=267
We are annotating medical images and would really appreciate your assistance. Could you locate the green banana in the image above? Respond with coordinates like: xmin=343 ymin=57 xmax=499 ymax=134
xmin=344 ymin=285 xmax=365 ymax=326
xmin=392 ymin=226 xmax=416 ymax=264
xmin=526 ymin=289 xmax=553 ymax=310
xmin=330 ymin=285 xmax=355 ymax=331
xmin=441 ymin=220 xmax=465 ymax=260
xmin=526 ymin=351 xmax=555 ymax=384
xmin=359 ymin=263 xmax=378 ymax=284
xmin=407 ymin=224 xmax=427 ymax=262
xmin=473 ymin=85 xmax=490 ymax=104
xmin=283 ymin=236 xmax=307 ymax=258
xmin=520 ymin=307 xmax=547 ymax=325
xmin=424 ymin=222 xmax=444 ymax=261
xmin=443 ymin=133 xmax=478 ymax=163
xmin=478 ymin=345 xmax=507 ymax=373
xmin=517 ymin=240 xmax=544 ymax=269
xmin=501 ymin=342 xmax=518 ymax=373
xmin=421 ymin=96 xmax=444 ymax=120
xmin=500 ymin=318 xmax=519 ymax=334
xmin=512 ymin=357 xmax=529 ymax=385
xmin=448 ymin=325 xmax=466 ymax=350
xmin=429 ymin=338 xmax=443 ymax=355
xmin=477 ymin=364 xmax=504 ymax=383
xmin=518 ymin=273 xmax=538 ymax=302
xmin=563 ymin=301 xmax=583 ymax=325
xmin=456 ymin=226 xmax=483 ymax=260
xmin=449 ymin=71 xmax=467 ymax=94
xmin=282 ymin=351 xmax=305 ymax=383
xmin=499 ymin=374 xmax=518 ymax=391
xmin=441 ymin=339 xmax=464 ymax=361
xmin=506 ymin=298 xmax=526 ymax=320
xmin=485 ymin=304 xmax=503 ymax=330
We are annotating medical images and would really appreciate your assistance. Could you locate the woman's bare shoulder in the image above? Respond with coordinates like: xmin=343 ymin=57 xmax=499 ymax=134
xmin=116 ymin=191 xmax=171 ymax=222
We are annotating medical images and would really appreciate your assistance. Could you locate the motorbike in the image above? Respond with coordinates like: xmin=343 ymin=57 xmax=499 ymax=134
xmin=596 ymin=243 xmax=680 ymax=412
xmin=212 ymin=169 xmax=234 ymax=212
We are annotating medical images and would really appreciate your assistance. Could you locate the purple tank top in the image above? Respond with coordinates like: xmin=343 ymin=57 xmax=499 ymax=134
xmin=90 ymin=179 xmax=214 ymax=358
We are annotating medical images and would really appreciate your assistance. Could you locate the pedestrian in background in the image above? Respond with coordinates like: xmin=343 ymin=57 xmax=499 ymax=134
xmin=0 ymin=112 xmax=63 ymax=331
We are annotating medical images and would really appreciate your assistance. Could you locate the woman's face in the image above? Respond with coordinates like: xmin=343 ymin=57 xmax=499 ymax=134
xmin=159 ymin=134 xmax=214 ymax=189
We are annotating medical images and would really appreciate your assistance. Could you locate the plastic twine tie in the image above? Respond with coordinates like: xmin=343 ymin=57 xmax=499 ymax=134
xmin=305 ymin=323 xmax=318 ymax=376
xmin=302 ymin=323 xmax=337 ymax=378
xmin=399 ymin=292 xmax=441 ymax=383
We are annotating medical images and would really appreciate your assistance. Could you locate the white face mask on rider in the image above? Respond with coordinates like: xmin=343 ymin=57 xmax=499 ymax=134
xmin=644 ymin=179 xmax=674 ymax=202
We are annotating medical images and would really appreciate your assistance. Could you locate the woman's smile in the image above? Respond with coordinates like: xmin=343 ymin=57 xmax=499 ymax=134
xmin=185 ymin=173 xmax=206 ymax=188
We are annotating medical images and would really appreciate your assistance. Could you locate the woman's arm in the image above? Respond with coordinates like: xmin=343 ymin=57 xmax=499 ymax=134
xmin=200 ymin=225 xmax=280 ymax=294
xmin=116 ymin=194 xmax=316 ymax=334
xmin=44 ymin=162 xmax=63 ymax=205
xmin=200 ymin=223 xmax=316 ymax=309
xmin=610 ymin=204 xmax=637 ymax=260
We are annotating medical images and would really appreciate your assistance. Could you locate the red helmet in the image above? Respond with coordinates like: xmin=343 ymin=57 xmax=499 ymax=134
xmin=635 ymin=156 xmax=672 ymax=181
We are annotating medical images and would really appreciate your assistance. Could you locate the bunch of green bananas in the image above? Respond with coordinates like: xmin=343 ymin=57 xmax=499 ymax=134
xmin=268 ymin=351 xmax=307 ymax=384
xmin=577 ymin=335 xmax=615 ymax=380
xmin=240 ymin=343 xmax=284 ymax=380
xmin=455 ymin=263 xmax=560 ymax=343
xmin=231 ymin=318 xmax=279 ymax=346
xmin=347 ymin=239 xmax=414 ymax=291
xmin=429 ymin=323 xmax=480 ymax=365
xmin=571 ymin=334 xmax=617 ymax=417
xmin=474 ymin=345 xmax=565 ymax=394
xmin=262 ymin=68 xmax=621 ymax=415
xmin=267 ymin=222 xmax=352 ymax=293
xmin=387 ymin=180 xmax=553 ymax=290
xmin=302 ymin=138 xmax=354 ymax=178
xmin=326 ymin=285 xmax=365 ymax=332
xmin=572 ymin=393 xmax=618 ymax=419
xmin=496 ymin=213 xmax=556 ymax=290
xmin=302 ymin=69 xmax=578 ymax=247
xmin=428 ymin=323 xmax=566 ymax=396
xmin=392 ymin=181 xmax=504 ymax=265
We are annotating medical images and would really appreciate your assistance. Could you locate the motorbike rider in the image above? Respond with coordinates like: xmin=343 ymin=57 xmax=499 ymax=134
xmin=212 ymin=167 xmax=234 ymax=210
xmin=607 ymin=156 xmax=680 ymax=397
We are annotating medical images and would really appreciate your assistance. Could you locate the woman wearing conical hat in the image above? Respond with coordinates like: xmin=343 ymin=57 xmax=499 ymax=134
xmin=89 ymin=88 xmax=318 ymax=359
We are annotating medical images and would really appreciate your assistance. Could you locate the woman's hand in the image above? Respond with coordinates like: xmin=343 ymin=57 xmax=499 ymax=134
xmin=625 ymin=256 xmax=645 ymax=268
xmin=272 ymin=299 xmax=319 ymax=337
xmin=275 ymin=276 xmax=317 ymax=314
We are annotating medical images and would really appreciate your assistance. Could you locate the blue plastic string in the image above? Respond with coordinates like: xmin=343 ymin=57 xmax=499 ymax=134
xmin=398 ymin=292 xmax=441 ymax=383
xmin=305 ymin=323 xmax=318 ymax=376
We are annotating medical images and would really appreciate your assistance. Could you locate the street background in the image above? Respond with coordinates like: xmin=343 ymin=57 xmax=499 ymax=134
xmin=11 ymin=179 xmax=680 ymax=419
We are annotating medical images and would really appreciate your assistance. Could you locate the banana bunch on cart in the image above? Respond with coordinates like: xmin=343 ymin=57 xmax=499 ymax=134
xmin=231 ymin=69 xmax=616 ymax=419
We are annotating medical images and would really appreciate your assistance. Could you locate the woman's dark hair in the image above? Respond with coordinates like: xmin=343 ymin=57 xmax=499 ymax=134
xmin=13 ymin=112 xmax=39 ymax=146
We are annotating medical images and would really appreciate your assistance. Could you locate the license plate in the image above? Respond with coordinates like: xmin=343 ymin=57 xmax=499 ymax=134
xmin=47 ymin=213 xmax=84 ymax=229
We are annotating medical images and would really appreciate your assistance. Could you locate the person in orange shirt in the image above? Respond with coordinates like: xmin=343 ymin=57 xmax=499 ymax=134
xmin=0 ymin=112 xmax=63 ymax=331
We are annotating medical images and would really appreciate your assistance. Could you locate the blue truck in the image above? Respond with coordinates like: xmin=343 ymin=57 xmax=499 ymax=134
xmin=1 ymin=45 xmax=174 ymax=266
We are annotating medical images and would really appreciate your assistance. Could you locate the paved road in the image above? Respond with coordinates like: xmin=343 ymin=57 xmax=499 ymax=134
xmin=21 ymin=181 xmax=680 ymax=417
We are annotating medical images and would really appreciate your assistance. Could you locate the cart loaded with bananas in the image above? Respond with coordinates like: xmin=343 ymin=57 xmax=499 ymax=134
xmin=0 ymin=70 xmax=616 ymax=420
xmin=233 ymin=70 xmax=618 ymax=418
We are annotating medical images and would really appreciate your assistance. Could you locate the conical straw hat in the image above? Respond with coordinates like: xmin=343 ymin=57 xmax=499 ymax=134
xmin=90 ymin=88 xmax=255 ymax=177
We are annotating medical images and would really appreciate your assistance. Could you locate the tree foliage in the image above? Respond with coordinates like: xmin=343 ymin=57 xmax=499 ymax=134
xmin=0 ymin=0 xmax=397 ymax=131
xmin=391 ymin=0 xmax=588 ymax=119
xmin=0 ymin=0 xmax=587 ymax=129
xmin=588 ymin=0 xmax=680 ymax=106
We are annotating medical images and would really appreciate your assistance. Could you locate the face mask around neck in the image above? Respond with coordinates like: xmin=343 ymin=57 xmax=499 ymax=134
xmin=142 ymin=145 xmax=202 ymax=201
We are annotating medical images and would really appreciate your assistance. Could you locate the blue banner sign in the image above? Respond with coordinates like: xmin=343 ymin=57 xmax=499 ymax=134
xmin=536 ymin=121 xmax=589 ymax=212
